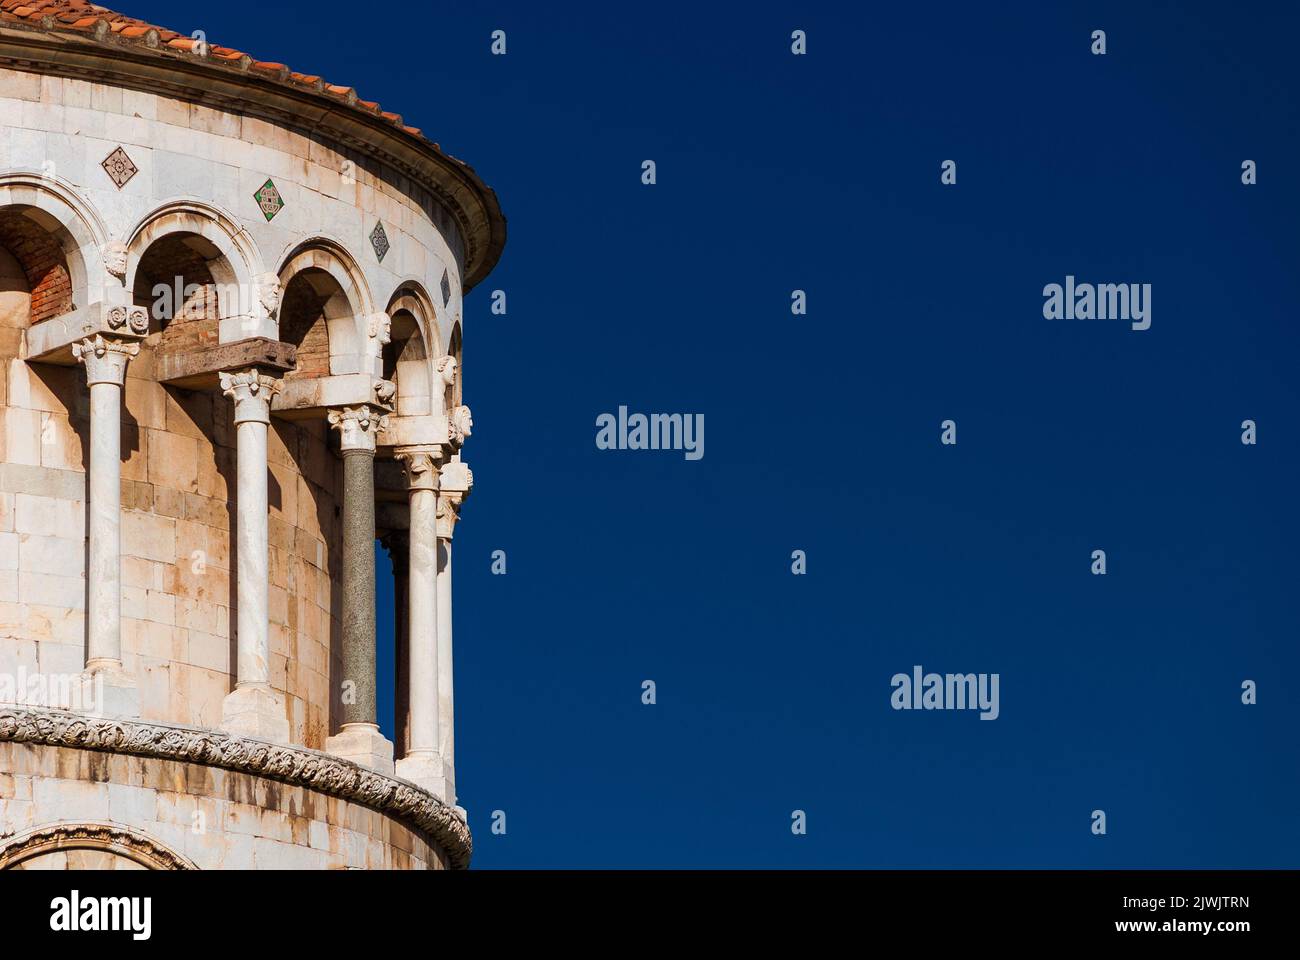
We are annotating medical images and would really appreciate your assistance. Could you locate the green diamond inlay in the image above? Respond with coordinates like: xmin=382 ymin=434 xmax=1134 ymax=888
xmin=254 ymin=179 xmax=284 ymax=221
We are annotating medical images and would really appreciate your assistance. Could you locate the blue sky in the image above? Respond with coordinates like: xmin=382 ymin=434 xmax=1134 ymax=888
xmin=128 ymin=0 xmax=1299 ymax=867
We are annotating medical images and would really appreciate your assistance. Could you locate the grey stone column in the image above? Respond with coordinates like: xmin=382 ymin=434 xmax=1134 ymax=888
xmin=324 ymin=405 xmax=394 ymax=774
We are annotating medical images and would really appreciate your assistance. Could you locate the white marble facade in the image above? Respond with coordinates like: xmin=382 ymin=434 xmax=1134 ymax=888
xmin=0 ymin=13 xmax=502 ymax=870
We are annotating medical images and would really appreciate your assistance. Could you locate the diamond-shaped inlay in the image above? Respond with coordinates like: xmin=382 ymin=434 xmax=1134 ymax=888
xmin=440 ymin=268 xmax=451 ymax=307
xmin=101 ymin=146 xmax=138 ymax=189
xmin=254 ymin=179 xmax=283 ymax=221
xmin=370 ymin=221 xmax=390 ymax=262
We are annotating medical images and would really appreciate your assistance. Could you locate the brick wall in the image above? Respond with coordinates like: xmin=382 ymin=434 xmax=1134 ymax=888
xmin=279 ymin=272 xmax=333 ymax=380
xmin=0 ymin=209 xmax=73 ymax=325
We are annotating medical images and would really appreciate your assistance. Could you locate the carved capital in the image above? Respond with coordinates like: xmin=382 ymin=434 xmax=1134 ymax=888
xmin=435 ymin=492 xmax=464 ymax=540
xmin=396 ymin=447 xmax=440 ymax=493
xmin=328 ymin=405 xmax=388 ymax=452
xmin=73 ymin=335 xmax=139 ymax=386
xmin=220 ymin=368 xmax=281 ymax=425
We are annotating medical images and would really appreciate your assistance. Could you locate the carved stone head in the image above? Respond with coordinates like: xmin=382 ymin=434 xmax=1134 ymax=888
xmin=256 ymin=274 xmax=282 ymax=317
xmin=452 ymin=404 xmax=473 ymax=440
xmin=437 ymin=355 xmax=458 ymax=388
xmin=102 ymin=240 xmax=128 ymax=281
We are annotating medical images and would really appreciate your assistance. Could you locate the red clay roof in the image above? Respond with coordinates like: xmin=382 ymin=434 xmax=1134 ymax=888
xmin=0 ymin=0 xmax=437 ymax=145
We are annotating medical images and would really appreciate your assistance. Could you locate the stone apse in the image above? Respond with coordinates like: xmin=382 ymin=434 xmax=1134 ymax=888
xmin=0 ymin=0 xmax=505 ymax=870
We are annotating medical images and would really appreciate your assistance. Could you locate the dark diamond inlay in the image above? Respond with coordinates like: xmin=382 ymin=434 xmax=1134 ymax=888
xmin=101 ymin=146 xmax=138 ymax=189
xmin=370 ymin=221 xmax=390 ymax=262
xmin=440 ymin=268 xmax=451 ymax=307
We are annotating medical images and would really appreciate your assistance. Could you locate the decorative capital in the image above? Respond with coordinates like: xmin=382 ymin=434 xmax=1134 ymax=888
xmin=328 ymin=405 xmax=388 ymax=452
xmin=220 ymin=369 xmax=281 ymax=425
xmin=102 ymin=240 xmax=128 ymax=282
xmin=436 ymin=492 xmax=464 ymax=540
xmin=73 ymin=335 xmax=139 ymax=386
xmin=396 ymin=447 xmax=440 ymax=492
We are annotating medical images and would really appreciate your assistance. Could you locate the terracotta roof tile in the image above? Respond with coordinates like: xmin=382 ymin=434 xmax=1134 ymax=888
xmin=0 ymin=0 xmax=440 ymax=151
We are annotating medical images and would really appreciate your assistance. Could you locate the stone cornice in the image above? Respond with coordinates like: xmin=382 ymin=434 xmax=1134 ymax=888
xmin=0 ymin=24 xmax=505 ymax=291
xmin=0 ymin=707 xmax=472 ymax=869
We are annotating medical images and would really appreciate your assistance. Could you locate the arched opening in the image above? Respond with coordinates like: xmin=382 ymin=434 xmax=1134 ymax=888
xmin=445 ymin=323 xmax=462 ymax=412
xmin=279 ymin=267 xmax=353 ymax=380
xmin=383 ymin=309 xmax=430 ymax=417
xmin=0 ymin=206 xmax=74 ymax=331
xmin=131 ymin=232 xmax=224 ymax=346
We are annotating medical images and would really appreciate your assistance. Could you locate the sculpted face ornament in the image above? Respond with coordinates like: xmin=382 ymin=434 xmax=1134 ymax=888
xmin=102 ymin=240 xmax=128 ymax=281
xmin=374 ymin=379 xmax=397 ymax=404
xmin=256 ymin=274 xmax=282 ymax=318
xmin=369 ymin=313 xmax=392 ymax=346
xmin=437 ymin=355 xmax=458 ymax=388
xmin=452 ymin=405 xmax=473 ymax=439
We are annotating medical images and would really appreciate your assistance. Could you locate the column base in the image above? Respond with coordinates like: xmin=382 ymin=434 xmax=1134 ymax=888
xmin=76 ymin=663 xmax=139 ymax=719
xmin=220 ymin=684 xmax=290 ymax=744
xmin=326 ymin=722 xmax=394 ymax=776
xmin=395 ymin=751 xmax=454 ymax=803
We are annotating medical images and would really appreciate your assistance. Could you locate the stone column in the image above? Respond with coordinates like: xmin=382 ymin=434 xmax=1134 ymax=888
xmin=324 ymin=406 xmax=394 ymax=774
xmin=218 ymin=369 xmax=289 ymax=743
xmin=394 ymin=448 xmax=450 ymax=798
xmin=383 ymin=530 xmax=410 ymax=757
xmin=436 ymin=459 xmax=473 ymax=803
xmin=73 ymin=335 xmax=140 ymax=717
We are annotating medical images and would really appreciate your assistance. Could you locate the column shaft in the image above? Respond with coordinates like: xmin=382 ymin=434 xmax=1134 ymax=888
xmin=235 ymin=416 xmax=270 ymax=686
xmin=340 ymin=447 xmax=378 ymax=727
xmin=436 ymin=537 xmax=455 ymax=766
xmin=407 ymin=487 xmax=440 ymax=755
xmin=85 ymin=379 xmax=123 ymax=669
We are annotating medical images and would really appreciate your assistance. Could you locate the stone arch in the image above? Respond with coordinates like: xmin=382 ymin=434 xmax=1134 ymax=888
xmin=0 ymin=173 xmax=108 ymax=325
xmin=277 ymin=239 xmax=372 ymax=378
xmin=0 ymin=822 xmax=198 ymax=870
xmin=445 ymin=321 xmax=463 ymax=411
xmin=125 ymin=200 xmax=266 ymax=342
xmin=384 ymin=284 xmax=436 ymax=417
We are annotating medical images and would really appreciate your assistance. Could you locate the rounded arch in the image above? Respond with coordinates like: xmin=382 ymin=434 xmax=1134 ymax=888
xmin=277 ymin=238 xmax=373 ymax=377
xmin=0 ymin=822 xmax=198 ymax=871
xmin=385 ymin=284 xmax=437 ymax=417
xmin=0 ymin=172 xmax=108 ymax=318
xmin=125 ymin=200 xmax=265 ymax=339
xmin=445 ymin=320 xmax=463 ymax=411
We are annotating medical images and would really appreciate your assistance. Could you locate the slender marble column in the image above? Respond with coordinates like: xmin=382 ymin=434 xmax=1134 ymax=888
xmin=435 ymin=460 xmax=472 ymax=801
xmin=324 ymin=406 xmax=394 ymax=774
xmin=218 ymin=369 xmax=289 ymax=743
xmin=73 ymin=335 xmax=140 ymax=717
xmin=393 ymin=449 xmax=447 ymax=796
xmin=384 ymin=530 xmax=410 ymax=757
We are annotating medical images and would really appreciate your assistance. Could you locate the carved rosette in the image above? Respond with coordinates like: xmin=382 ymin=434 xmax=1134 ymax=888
xmin=220 ymin=369 xmax=281 ymax=425
xmin=328 ymin=405 xmax=388 ymax=452
xmin=73 ymin=335 xmax=139 ymax=386
xmin=0 ymin=706 xmax=472 ymax=868
xmin=396 ymin=448 xmax=440 ymax=492
xmin=106 ymin=305 xmax=149 ymax=335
